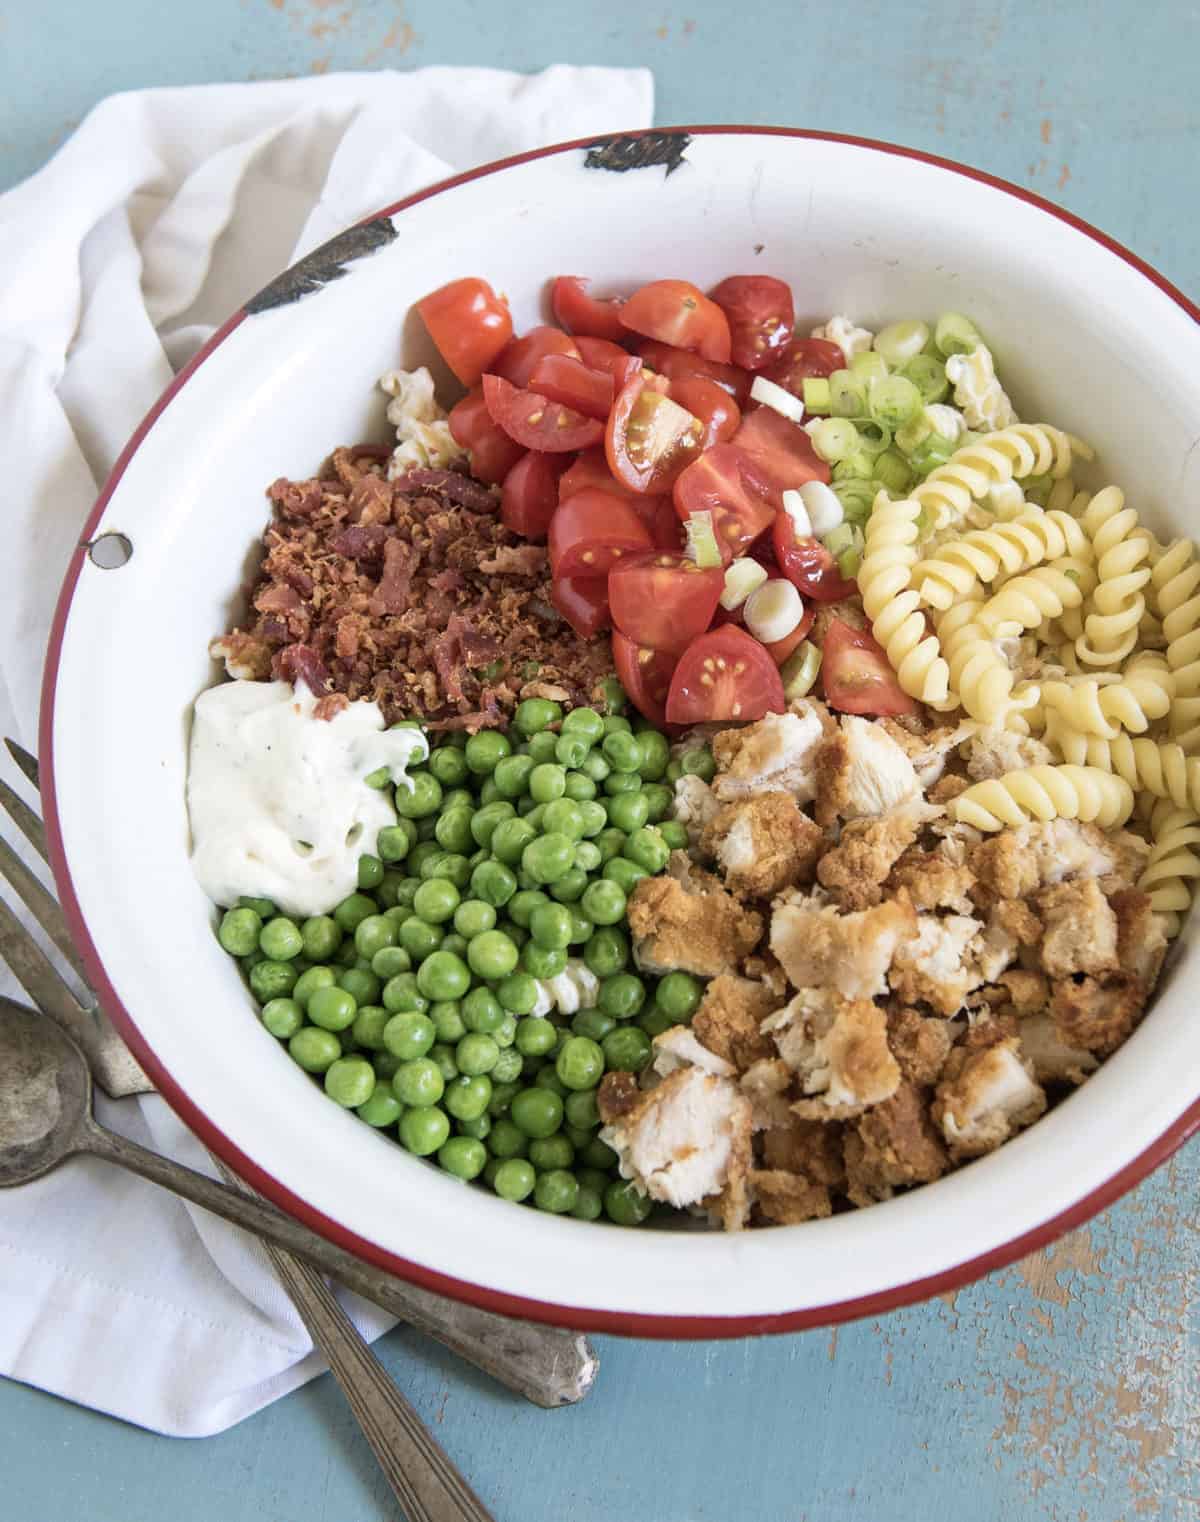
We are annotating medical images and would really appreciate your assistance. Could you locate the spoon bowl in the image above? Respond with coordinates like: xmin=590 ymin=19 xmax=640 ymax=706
xmin=0 ymin=996 xmax=90 ymax=1187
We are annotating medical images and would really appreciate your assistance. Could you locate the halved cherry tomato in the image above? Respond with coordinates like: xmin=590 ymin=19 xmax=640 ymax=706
xmin=481 ymin=373 xmax=604 ymax=453
xmin=501 ymin=451 xmax=566 ymax=540
xmin=772 ymin=511 xmax=857 ymax=602
xmin=552 ymin=577 xmax=611 ymax=639
xmin=761 ymin=603 xmax=816 ymax=664
xmin=672 ymin=444 xmax=776 ymax=564
xmin=606 ymin=373 xmax=704 ymax=495
xmin=708 ymin=276 xmax=795 ymax=372
xmin=575 ymin=337 xmax=642 ymax=392
xmin=559 ymin=447 xmax=640 ymax=503
xmin=608 ymin=552 xmax=725 ymax=654
xmin=612 ymin=632 xmax=678 ymax=727
xmin=764 ymin=337 xmax=844 ymax=397
xmin=633 ymin=495 xmax=685 ymax=553
xmin=528 ymin=354 xmax=614 ymax=420
xmin=417 ymin=277 xmax=512 ymax=387
xmin=822 ymin=618 xmax=917 ymax=716
xmin=731 ymin=404 xmax=829 ymax=504
xmin=619 ymin=279 xmax=732 ymax=364
xmin=552 ymin=277 xmax=628 ymax=342
xmin=549 ymin=488 xmax=654 ymax=578
xmin=636 ymin=341 xmax=752 ymax=406
xmin=493 ymin=325 xmax=580 ymax=388
xmin=665 ymin=625 xmax=786 ymax=724
xmin=448 ymin=388 xmax=525 ymax=484
xmin=667 ymin=375 xmax=741 ymax=450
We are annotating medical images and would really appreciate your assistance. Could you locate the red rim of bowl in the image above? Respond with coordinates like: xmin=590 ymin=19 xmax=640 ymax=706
xmin=39 ymin=125 xmax=1200 ymax=1338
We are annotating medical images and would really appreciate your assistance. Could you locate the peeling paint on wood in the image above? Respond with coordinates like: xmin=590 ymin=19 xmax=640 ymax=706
xmin=244 ymin=216 xmax=397 ymax=313
xmin=582 ymin=131 xmax=691 ymax=177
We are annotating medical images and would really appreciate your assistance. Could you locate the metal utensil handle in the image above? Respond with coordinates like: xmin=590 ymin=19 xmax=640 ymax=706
xmin=268 ymin=1250 xmax=495 ymax=1522
xmin=80 ymin=1118 xmax=594 ymax=1408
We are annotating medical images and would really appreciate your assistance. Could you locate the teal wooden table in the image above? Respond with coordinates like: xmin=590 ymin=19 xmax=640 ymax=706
xmin=2 ymin=3 xmax=1198 ymax=1518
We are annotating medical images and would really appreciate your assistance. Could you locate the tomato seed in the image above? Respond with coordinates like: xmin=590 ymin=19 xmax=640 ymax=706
xmin=528 ymin=411 xmax=544 ymax=424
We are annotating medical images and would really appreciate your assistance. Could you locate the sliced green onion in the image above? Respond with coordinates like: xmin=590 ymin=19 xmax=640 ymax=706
xmin=908 ymin=436 xmax=955 ymax=477
xmin=923 ymin=403 xmax=966 ymax=441
xmin=822 ymin=521 xmax=858 ymax=558
xmin=719 ymin=556 xmax=768 ymax=610
xmin=684 ymin=510 xmax=722 ymax=569
xmin=1063 ymin=568 xmax=1081 ymax=583
xmin=829 ymin=369 xmax=868 ymax=418
xmin=850 ymin=351 xmax=889 ymax=386
xmin=833 ymin=452 xmax=876 ymax=482
xmin=802 ymin=377 xmax=832 ymax=414
xmin=797 ymin=480 xmax=844 ymax=537
xmin=780 ymin=488 xmax=812 ymax=536
xmin=750 ymin=373 xmax=805 ymax=423
xmin=1023 ymin=472 xmax=1054 ymax=507
xmin=779 ymin=640 xmax=822 ymax=701
xmin=894 ymin=416 xmax=933 ymax=455
xmin=364 ymin=766 xmax=392 ymax=789
xmin=854 ymin=419 xmax=891 ymax=457
xmin=935 ymin=312 xmax=982 ymax=357
xmin=744 ymin=578 xmax=804 ymax=644
xmin=874 ymin=449 xmax=913 ymax=495
xmin=914 ymin=507 xmax=932 ymax=540
xmin=836 ymin=547 xmax=862 ymax=580
xmin=898 ymin=353 xmax=950 ymax=404
xmin=833 ymin=479 xmax=878 ymax=524
xmin=874 ymin=320 xmax=930 ymax=367
xmin=868 ymin=375 xmax=923 ymax=431
xmin=809 ymin=417 xmax=860 ymax=462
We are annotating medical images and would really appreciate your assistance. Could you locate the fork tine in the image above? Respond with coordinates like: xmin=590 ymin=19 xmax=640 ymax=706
xmin=0 ymin=834 xmax=91 ymax=984
xmin=0 ymin=777 xmax=49 ymax=865
xmin=0 ymin=891 xmax=90 ymax=1029
xmin=4 ymin=739 xmax=40 ymax=793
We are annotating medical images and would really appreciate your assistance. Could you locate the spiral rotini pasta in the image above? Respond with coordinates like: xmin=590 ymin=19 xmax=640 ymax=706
xmin=858 ymin=492 xmax=951 ymax=705
xmin=1047 ymin=727 xmax=1200 ymax=812
xmin=951 ymin=764 xmax=1134 ymax=831
xmin=1150 ymin=538 xmax=1200 ymax=749
xmin=944 ymin=344 xmax=1018 ymax=431
xmin=912 ymin=509 xmax=1093 ymax=611
xmin=1138 ymin=800 xmax=1200 ymax=937
xmin=936 ymin=600 xmax=1018 ymax=722
xmin=911 ymin=425 xmax=1089 ymax=535
xmin=1039 ymin=654 xmax=1175 ymax=738
xmin=975 ymin=563 xmax=1088 ymax=638
xmin=1074 ymin=486 xmax=1152 ymax=667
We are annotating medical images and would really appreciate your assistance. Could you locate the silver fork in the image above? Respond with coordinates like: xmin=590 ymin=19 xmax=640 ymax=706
xmin=0 ymin=740 xmax=597 ymax=1418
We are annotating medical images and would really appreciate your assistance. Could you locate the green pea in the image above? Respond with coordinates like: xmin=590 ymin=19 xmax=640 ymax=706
xmin=604 ymin=1179 xmax=653 ymax=1225
xmin=456 ymin=1033 xmax=500 ymax=1076
xmin=395 ymin=772 xmax=443 ymax=819
xmin=332 ymin=938 xmax=362 ymax=968
xmin=219 ymin=907 xmax=261 ymax=957
xmin=571 ymin=1009 xmax=616 ymax=1043
xmin=548 ymin=867 xmax=588 ymax=904
xmin=535 ymin=1064 xmax=569 ymax=1096
xmin=460 ymin=986 xmax=503 ymax=1034
xmin=399 ymin=1104 xmax=450 ymax=1155
xmin=565 ymin=1089 xmax=601 ymax=1130
xmin=338 ymin=967 xmax=381 ymax=1007
xmin=560 ymin=706 xmax=602 ymax=742
xmin=523 ymin=806 xmax=547 ymax=835
xmin=420 ymin=852 xmax=472 ymax=890
xmin=604 ymin=771 xmax=641 ymax=796
xmin=465 ymin=801 xmax=512 ymax=850
xmin=609 ymin=791 xmax=651 ymax=833
xmin=351 ymin=915 xmax=394 ymax=963
xmin=511 ymin=1087 xmax=564 ymax=1139
xmin=429 ymin=1043 xmax=459 ymax=1083
xmin=556 ymin=1036 xmax=604 ymax=1091
xmin=656 ymin=971 xmax=704 ymax=1020
xmin=398 ymin=916 xmax=442 ymax=960
xmin=490 ymin=753 xmax=533 ymax=798
xmin=581 ymin=1136 xmax=619 ymax=1171
xmin=371 ymin=945 xmax=412 ymax=980
xmin=487 ymin=817 xmax=535 ymax=866
xmin=438 ymin=931 xmax=469 ymax=960
xmin=569 ymin=805 xmax=603 ymax=844
xmin=357 ymin=854 xmax=385 ymax=891
xmin=382 ymin=1010 xmax=436 ymax=1061
xmin=444 ymin=1072 xmax=492 ymax=1122
xmin=416 ymin=950 xmax=471 ymax=1002
xmin=658 ymin=819 xmax=689 ymax=851
xmin=351 ymin=1004 xmax=391 ymax=1050
xmin=515 ymin=1017 xmax=558 ymax=1058
xmin=529 ymin=763 xmax=567 ymax=804
xmin=602 ymin=1024 xmax=652 ymax=1073
xmin=579 ymin=878 xmax=626 ymax=927
xmin=571 ymin=842 xmax=600 ymax=873
xmin=376 ymin=872 xmax=403 ymax=909
xmin=237 ymin=895 xmax=277 ymax=919
xmin=599 ymin=676 xmax=626 ymax=714
xmin=580 ymin=751 xmax=611 ymax=783
xmin=430 ymin=808 xmax=472 ymax=855
xmin=635 ymin=730 xmax=671 ymax=780
xmin=289 ymin=1026 xmax=341 ymax=1073
xmin=603 ymin=856 xmax=648 ymax=895
xmin=566 ymin=907 xmax=594 ymax=946
xmin=528 ymin=901 xmax=572 ymax=950
xmin=411 ymin=878 xmax=459 ymax=926
xmin=541 ymin=800 xmax=586 ymax=843
xmin=534 ymin=1169 xmax=579 ymax=1214
xmin=493 ymin=1157 xmax=536 ymax=1202
xmin=428 ymin=746 xmax=469 ymax=786
xmin=495 ymin=972 xmax=538 ymax=1015
xmin=488 ymin=1117 xmax=529 ymax=1159
xmin=592 ymin=827 xmax=625 ymax=865
xmin=324 ymin=1055 xmax=376 ymax=1108
xmin=293 ymin=965 xmax=336 ymax=1010
xmin=515 ymin=697 xmax=562 ymax=735
xmin=458 ymin=1111 xmax=493 ymax=1142
xmin=449 ymin=899 xmax=492 ymax=939
xmin=603 ymin=715 xmax=632 ymax=736
xmin=373 ymin=1051 xmax=402 ymax=1080
xmin=680 ymin=747 xmax=716 ymax=782
xmin=507 ymin=889 xmax=549 ymax=929
xmin=522 ymin=832 xmax=576 ymax=886
xmin=469 ymin=730 xmax=514 ymax=775
xmin=563 ymin=772 xmax=596 ymax=802
xmin=436 ymin=1135 xmax=487 ymax=1180
xmin=257 ymin=916 xmax=301 ymax=962
xmin=249 ymin=959 xmax=300 ymax=1002
xmin=470 ymin=859 xmax=518 ymax=908
xmin=430 ymin=1000 xmax=467 ymax=1044
xmin=525 ymin=732 xmax=560 ymax=764
xmin=357 ymin=1087 xmax=403 ymax=1127
xmin=416 ymin=815 xmax=439 ymax=842
xmin=599 ymin=973 xmax=646 ymax=1020
xmin=296 ymin=916 xmax=339 ymax=962
xmin=391 ymin=876 xmax=422 ymax=909
xmin=382 ymin=971 xmax=428 ymax=1014
xmin=601 ymin=730 xmax=641 ymax=773
xmin=522 ymin=943 xmax=567 ymax=980
xmin=491 ymin=1045 xmax=523 ymax=1083
xmin=571 ymin=1185 xmax=603 ymax=1221
xmin=530 ymin=1136 xmax=575 ymax=1172
xmin=464 ymin=929 xmax=516 ymax=981
xmin=440 ymin=788 xmax=474 ymax=812
xmin=639 ymin=783 xmax=672 ymax=825
xmin=624 ymin=826 xmax=670 ymax=874
xmin=260 ymin=997 xmax=303 ymax=1039
xmin=555 ymin=732 xmax=591 ymax=770
xmin=638 ymin=1006 xmax=677 ymax=1039
xmin=332 ymin=894 xmax=376 ymax=933
xmin=393 ymin=1058 xmax=445 ymax=1109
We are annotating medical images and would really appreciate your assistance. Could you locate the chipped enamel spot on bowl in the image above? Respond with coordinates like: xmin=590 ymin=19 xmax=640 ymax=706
xmin=40 ymin=128 xmax=1200 ymax=1333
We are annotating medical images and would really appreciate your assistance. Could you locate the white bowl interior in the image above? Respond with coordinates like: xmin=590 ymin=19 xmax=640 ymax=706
xmin=49 ymin=133 xmax=1200 ymax=1322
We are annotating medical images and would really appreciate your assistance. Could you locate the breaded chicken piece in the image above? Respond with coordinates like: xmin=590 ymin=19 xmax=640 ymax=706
xmin=672 ymin=774 xmax=720 ymax=852
xmin=1018 ymin=1014 xmax=1099 ymax=1086
xmin=764 ymin=991 xmax=901 ymax=1118
xmin=816 ymin=799 xmax=942 ymax=911
xmin=711 ymin=705 xmax=830 ymax=804
xmin=651 ymin=1025 xmax=736 ymax=1079
xmin=1100 ymin=830 xmax=1152 ymax=896
xmin=760 ymin=1116 xmax=847 ymax=1190
xmin=739 ymin=1057 xmax=796 ymax=1131
xmin=1110 ymin=888 xmax=1167 ymax=987
xmin=627 ymin=867 xmax=763 ymax=978
xmin=879 ymin=717 xmax=976 ymax=788
xmin=1049 ymin=974 xmax=1146 ymax=1057
xmin=1036 ymin=879 xmax=1119 ymax=979
xmin=968 ymin=819 xmax=1122 ymax=904
xmin=814 ymin=715 xmax=921 ymax=825
xmin=843 ymin=1082 xmax=950 ymax=1204
xmin=890 ymin=913 xmax=985 ymax=1016
xmin=770 ymin=893 xmax=916 ymax=1001
xmin=692 ymin=974 xmax=778 ymax=1072
xmin=927 ymin=773 xmax=972 ymax=805
xmin=887 ymin=1005 xmax=957 ymax=1086
xmin=971 ymin=899 xmax=1041 ymax=983
xmin=750 ymin=1169 xmax=833 ymax=1226
xmin=701 ymin=791 xmax=824 ymax=899
xmin=964 ymin=727 xmax=1054 ymax=781
xmin=996 ymin=967 xmax=1050 ymax=1017
xmin=596 ymin=1069 xmax=641 ymax=1123
xmin=598 ymin=1065 xmax=753 ymax=1212
xmin=887 ymin=848 xmax=976 ymax=914
xmin=742 ymin=951 xmax=790 ymax=999
xmin=933 ymin=1035 xmax=1047 ymax=1159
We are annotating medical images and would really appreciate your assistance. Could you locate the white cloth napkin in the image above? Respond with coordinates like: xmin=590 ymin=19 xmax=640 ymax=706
xmin=0 ymin=65 xmax=653 ymax=1438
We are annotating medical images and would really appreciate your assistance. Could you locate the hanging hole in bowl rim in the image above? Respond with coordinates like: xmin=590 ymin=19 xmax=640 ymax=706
xmin=86 ymin=532 xmax=133 ymax=570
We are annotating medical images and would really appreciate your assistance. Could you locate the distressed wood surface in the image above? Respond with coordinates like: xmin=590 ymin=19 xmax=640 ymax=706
xmin=2 ymin=2 xmax=1197 ymax=1518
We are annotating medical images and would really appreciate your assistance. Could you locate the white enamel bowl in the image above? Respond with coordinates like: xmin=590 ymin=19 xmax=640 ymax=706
xmin=43 ymin=128 xmax=1200 ymax=1335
